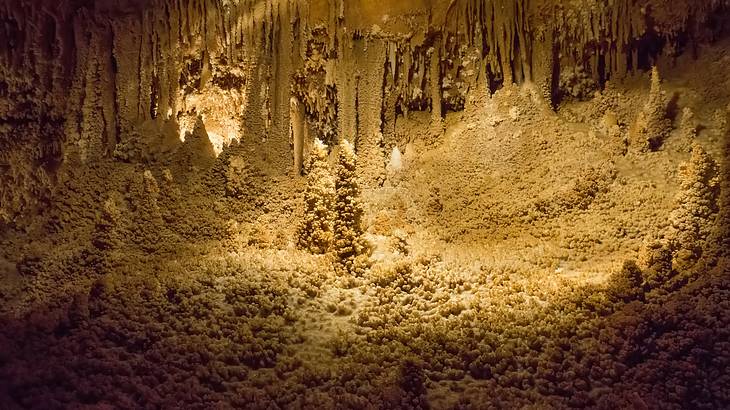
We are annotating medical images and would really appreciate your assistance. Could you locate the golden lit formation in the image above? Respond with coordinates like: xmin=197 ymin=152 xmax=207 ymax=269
xmin=0 ymin=0 xmax=729 ymax=408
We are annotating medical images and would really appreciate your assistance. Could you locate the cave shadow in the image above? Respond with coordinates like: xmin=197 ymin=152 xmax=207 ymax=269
xmin=666 ymin=91 xmax=681 ymax=122
xmin=0 ymin=269 xmax=302 ymax=408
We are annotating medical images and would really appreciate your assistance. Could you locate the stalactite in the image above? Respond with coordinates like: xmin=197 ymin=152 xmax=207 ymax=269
xmin=267 ymin=0 xmax=294 ymax=174
xmin=336 ymin=34 xmax=357 ymax=143
xmin=2 ymin=0 xmax=729 ymax=219
xmin=353 ymin=38 xmax=386 ymax=187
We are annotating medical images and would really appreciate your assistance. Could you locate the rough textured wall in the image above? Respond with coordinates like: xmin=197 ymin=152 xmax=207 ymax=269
xmin=1 ymin=0 xmax=304 ymax=220
xmin=1 ymin=0 xmax=728 ymax=220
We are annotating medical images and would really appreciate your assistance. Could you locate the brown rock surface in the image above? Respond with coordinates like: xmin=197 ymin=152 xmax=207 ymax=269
xmin=1 ymin=0 xmax=729 ymax=408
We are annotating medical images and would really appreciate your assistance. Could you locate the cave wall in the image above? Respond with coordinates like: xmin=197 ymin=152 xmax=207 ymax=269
xmin=1 ymin=0 xmax=728 ymax=221
xmin=1 ymin=0 xmax=306 ymax=220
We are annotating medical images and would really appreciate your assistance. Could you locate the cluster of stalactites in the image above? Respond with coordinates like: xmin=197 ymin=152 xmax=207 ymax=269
xmin=442 ymin=0 xmax=532 ymax=84
xmin=440 ymin=0 xmax=727 ymax=87
xmin=383 ymin=41 xmax=434 ymax=114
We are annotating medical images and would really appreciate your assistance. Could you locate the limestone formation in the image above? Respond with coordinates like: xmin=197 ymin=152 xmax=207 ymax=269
xmin=92 ymin=197 xmax=123 ymax=251
xmin=633 ymin=67 xmax=672 ymax=151
xmin=666 ymin=143 xmax=720 ymax=267
xmin=2 ymin=0 xmax=727 ymax=219
xmin=334 ymin=140 xmax=368 ymax=274
xmin=1 ymin=1 xmax=730 ymax=409
xmin=298 ymin=139 xmax=335 ymax=254
xmin=679 ymin=107 xmax=699 ymax=141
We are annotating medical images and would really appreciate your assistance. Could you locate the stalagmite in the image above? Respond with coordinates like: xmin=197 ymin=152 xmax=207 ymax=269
xmin=1 ymin=0 xmax=727 ymax=215
xmin=2 ymin=1 xmax=730 ymax=408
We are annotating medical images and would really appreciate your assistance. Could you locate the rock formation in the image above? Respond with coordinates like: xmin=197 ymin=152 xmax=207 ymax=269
xmin=2 ymin=0 xmax=728 ymax=219
xmin=1 ymin=1 xmax=730 ymax=408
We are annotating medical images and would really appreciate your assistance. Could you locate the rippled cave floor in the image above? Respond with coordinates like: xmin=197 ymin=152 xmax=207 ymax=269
xmin=1 ymin=46 xmax=730 ymax=409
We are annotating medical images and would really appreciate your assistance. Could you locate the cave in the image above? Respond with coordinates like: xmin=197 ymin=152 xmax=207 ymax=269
xmin=1 ymin=0 xmax=729 ymax=408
